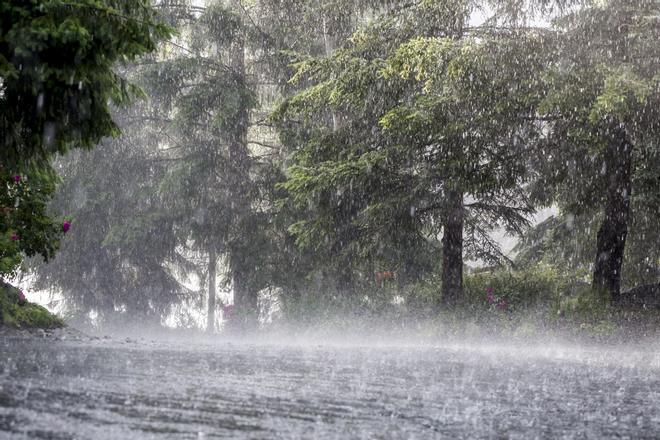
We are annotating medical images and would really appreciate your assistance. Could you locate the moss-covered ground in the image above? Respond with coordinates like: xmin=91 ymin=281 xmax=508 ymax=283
xmin=0 ymin=281 xmax=64 ymax=329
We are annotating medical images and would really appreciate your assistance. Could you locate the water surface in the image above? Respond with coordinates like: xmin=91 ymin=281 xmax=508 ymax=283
xmin=0 ymin=337 xmax=659 ymax=439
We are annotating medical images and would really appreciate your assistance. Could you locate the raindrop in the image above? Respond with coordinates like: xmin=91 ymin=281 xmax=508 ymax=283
xmin=43 ymin=122 xmax=56 ymax=147
xmin=36 ymin=93 xmax=44 ymax=112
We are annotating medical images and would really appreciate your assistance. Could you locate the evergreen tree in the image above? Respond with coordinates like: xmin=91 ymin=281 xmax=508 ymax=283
xmin=30 ymin=0 xmax=367 ymax=329
xmin=272 ymin=1 xmax=548 ymax=307
xmin=514 ymin=209 xmax=660 ymax=289
xmin=32 ymin=104 xmax=191 ymax=327
xmin=533 ymin=0 xmax=660 ymax=301
xmin=1 ymin=0 xmax=170 ymax=284
xmin=0 ymin=0 xmax=171 ymax=169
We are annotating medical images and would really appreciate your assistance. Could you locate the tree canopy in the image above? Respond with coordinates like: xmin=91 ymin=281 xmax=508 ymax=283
xmin=0 ymin=0 xmax=171 ymax=170
xmin=1 ymin=0 xmax=170 ymax=279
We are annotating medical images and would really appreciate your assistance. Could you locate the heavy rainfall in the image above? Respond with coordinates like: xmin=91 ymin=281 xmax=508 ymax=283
xmin=0 ymin=0 xmax=659 ymax=438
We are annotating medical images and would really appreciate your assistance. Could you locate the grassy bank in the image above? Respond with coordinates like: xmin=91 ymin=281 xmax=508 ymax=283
xmin=0 ymin=282 xmax=64 ymax=329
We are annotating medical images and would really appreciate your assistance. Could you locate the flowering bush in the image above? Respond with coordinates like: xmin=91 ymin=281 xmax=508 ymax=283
xmin=0 ymin=167 xmax=64 ymax=277
xmin=465 ymin=264 xmax=572 ymax=313
xmin=485 ymin=286 xmax=509 ymax=311
xmin=0 ymin=282 xmax=64 ymax=328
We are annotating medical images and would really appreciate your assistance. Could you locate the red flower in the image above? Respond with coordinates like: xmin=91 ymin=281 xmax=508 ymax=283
xmin=63 ymin=220 xmax=71 ymax=233
xmin=12 ymin=175 xmax=21 ymax=183
xmin=10 ymin=232 xmax=18 ymax=241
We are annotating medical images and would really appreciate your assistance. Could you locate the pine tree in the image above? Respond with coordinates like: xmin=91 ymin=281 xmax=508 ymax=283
xmin=533 ymin=0 xmax=660 ymax=301
xmin=0 ymin=0 xmax=171 ymax=169
xmin=272 ymin=1 xmax=548 ymax=307
xmin=1 ymin=0 xmax=170 ymax=283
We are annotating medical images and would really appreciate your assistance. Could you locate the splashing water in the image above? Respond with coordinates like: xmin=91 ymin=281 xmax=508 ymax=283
xmin=0 ymin=336 xmax=658 ymax=439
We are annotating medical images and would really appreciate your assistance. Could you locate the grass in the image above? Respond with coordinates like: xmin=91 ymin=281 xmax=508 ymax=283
xmin=0 ymin=281 xmax=65 ymax=329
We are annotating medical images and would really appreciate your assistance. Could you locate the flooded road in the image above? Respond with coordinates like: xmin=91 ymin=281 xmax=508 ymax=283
xmin=0 ymin=336 xmax=659 ymax=439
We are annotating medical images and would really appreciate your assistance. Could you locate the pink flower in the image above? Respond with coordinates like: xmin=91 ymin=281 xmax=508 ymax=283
xmin=63 ymin=220 xmax=71 ymax=233
xmin=12 ymin=175 xmax=21 ymax=183
xmin=10 ymin=232 xmax=18 ymax=241
xmin=498 ymin=298 xmax=508 ymax=310
xmin=486 ymin=287 xmax=495 ymax=304
xmin=17 ymin=290 xmax=26 ymax=304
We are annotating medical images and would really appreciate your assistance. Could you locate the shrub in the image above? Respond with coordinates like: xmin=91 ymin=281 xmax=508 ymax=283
xmin=463 ymin=263 xmax=582 ymax=313
xmin=0 ymin=281 xmax=64 ymax=329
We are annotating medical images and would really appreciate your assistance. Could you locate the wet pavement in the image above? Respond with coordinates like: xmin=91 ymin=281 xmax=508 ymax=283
xmin=0 ymin=336 xmax=659 ymax=439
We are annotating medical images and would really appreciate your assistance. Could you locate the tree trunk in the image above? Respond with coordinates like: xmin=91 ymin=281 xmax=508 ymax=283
xmin=228 ymin=0 xmax=257 ymax=330
xmin=441 ymin=189 xmax=464 ymax=307
xmin=592 ymin=128 xmax=633 ymax=303
xmin=233 ymin=271 xmax=258 ymax=330
xmin=206 ymin=247 xmax=217 ymax=333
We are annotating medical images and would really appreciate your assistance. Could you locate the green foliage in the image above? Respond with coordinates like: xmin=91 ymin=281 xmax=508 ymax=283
xmin=532 ymin=0 xmax=660 ymax=214
xmin=271 ymin=0 xmax=549 ymax=305
xmin=464 ymin=264 xmax=572 ymax=313
xmin=22 ymin=0 xmax=659 ymax=333
xmin=276 ymin=263 xmax=660 ymax=340
xmin=526 ymin=0 xmax=660 ymax=300
xmin=514 ymin=214 xmax=596 ymax=273
xmin=32 ymin=0 xmax=309 ymax=326
xmin=515 ymin=212 xmax=660 ymax=290
xmin=279 ymin=278 xmax=407 ymax=327
xmin=0 ymin=282 xmax=64 ymax=329
xmin=1 ymin=0 xmax=170 ymax=309
xmin=0 ymin=0 xmax=172 ymax=170
xmin=32 ymin=133 xmax=190 ymax=325
xmin=590 ymin=66 xmax=655 ymax=123
xmin=0 ymin=167 xmax=61 ymax=277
